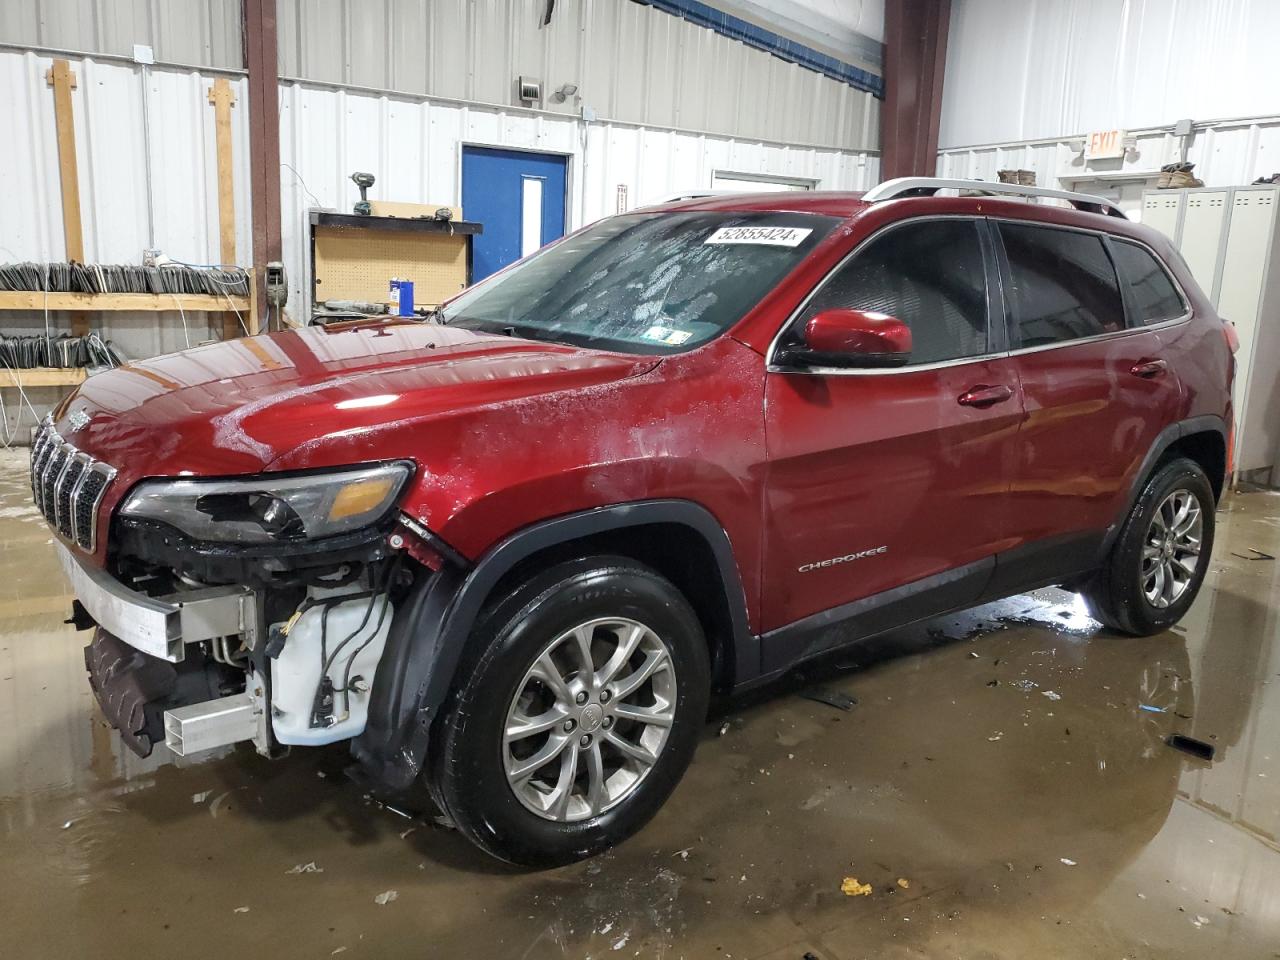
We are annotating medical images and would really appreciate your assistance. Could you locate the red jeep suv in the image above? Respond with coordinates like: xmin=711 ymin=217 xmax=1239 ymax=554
xmin=36 ymin=178 xmax=1233 ymax=865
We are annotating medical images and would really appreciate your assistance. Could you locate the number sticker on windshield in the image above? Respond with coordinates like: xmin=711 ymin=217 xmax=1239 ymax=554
xmin=704 ymin=226 xmax=813 ymax=247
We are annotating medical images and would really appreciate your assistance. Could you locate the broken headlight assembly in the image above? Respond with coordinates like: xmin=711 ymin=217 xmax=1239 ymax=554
xmin=119 ymin=462 xmax=414 ymax=544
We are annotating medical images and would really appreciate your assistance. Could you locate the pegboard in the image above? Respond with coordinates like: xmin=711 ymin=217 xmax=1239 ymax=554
xmin=313 ymin=225 xmax=469 ymax=308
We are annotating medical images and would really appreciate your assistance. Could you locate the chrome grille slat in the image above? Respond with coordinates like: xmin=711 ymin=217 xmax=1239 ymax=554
xmin=28 ymin=418 xmax=116 ymax=552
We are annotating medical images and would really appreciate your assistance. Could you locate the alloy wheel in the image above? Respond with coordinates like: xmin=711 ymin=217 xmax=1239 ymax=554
xmin=1141 ymin=488 xmax=1203 ymax=609
xmin=502 ymin=616 xmax=677 ymax=822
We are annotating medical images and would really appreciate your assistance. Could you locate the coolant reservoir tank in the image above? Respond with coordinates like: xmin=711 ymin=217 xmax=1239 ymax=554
xmin=270 ymin=587 xmax=393 ymax=746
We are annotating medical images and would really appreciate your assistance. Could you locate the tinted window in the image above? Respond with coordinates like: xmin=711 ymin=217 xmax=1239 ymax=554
xmin=999 ymin=223 xmax=1125 ymax=346
xmin=1111 ymin=239 xmax=1186 ymax=324
xmin=797 ymin=219 xmax=989 ymax=365
xmin=440 ymin=211 xmax=836 ymax=354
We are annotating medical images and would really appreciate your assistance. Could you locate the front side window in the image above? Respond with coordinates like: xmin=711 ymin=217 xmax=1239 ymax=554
xmin=439 ymin=211 xmax=837 ymax=354
xmin=1110 ymin=239 xmax=1187 ymax=325
xmin=999 ymin=223 xmax=1125 ymax=346
xmin=790 ymin=218 xmax=990 ymax=365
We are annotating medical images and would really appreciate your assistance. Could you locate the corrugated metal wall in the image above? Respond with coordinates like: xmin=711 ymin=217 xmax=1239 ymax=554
xmin=937 ymin=117 xmax=1280 ymax=199
xmin=940 ymin=0 xmax=1280 ymax=150
xmin=0 ymin=43 xmax=878 ymax=440
xmin=0 ymin=0 xmax=242 ymax=69
xmin=2 ymin=0 xmax=880 ymax=152
xmin=0 ymin=48 xmax=253 ymax=441
xmin=277 ymin=78 xmax=880 ymax=312
xmin=275 ymin=0 xmax=879 ymax=151
xmin=1 ymin=49 xmax=252 ymax=342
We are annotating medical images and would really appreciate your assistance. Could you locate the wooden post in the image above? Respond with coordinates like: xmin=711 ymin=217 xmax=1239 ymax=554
xmin=46 ymin=60 xmax=84 ymax=263
xmin=208 ymin=77 xmax=241 ymax=339
xmin=46 ymin=59 xmax=89 ymax=337
xmin=244 ymin=0 xmax=283 ymax=332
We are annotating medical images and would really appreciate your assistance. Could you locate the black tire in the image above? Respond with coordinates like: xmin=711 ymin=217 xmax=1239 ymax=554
xmin=428 ymin=556 xmax=710 ymax=867
xmin=1083 ymin=457 xmax=1215 ymax=635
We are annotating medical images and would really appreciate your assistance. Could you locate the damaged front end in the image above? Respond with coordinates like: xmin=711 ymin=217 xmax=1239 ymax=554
xmin=59 ymin=452 xmax=455 ymax=767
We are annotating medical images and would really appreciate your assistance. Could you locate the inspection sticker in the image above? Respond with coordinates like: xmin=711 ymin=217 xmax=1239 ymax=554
xmin=704 ymin=226 xmax=812 ymax=247
xmin=641 ymin=325 xmax=693 ymax=345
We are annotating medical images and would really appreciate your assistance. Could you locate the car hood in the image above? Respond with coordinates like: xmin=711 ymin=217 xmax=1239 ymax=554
xmin=56 ymin=320 xmax=659 ymax=477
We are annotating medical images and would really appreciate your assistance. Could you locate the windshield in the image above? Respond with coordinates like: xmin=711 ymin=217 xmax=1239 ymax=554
xmin=439 ymin=211 xmax=838 ymax=354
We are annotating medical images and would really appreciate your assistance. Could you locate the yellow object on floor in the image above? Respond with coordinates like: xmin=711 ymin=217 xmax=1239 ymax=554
xmin=841 ymin=877 xmax=873 ymax=897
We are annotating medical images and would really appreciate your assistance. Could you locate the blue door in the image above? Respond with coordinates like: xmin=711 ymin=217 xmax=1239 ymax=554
xmin=462 ymin=146 xmax=568 ymax=281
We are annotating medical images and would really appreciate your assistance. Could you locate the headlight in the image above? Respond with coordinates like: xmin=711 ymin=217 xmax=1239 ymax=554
xmin=119 ymin=462 xmax=413 ymax=544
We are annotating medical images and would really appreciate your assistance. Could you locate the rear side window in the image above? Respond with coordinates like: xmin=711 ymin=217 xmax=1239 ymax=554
xmin=999 ymin=223 xmax=1125 ymax=347
xmin=1110 ymin=239 xmax=1187 ymax=324
xmin=798 ymin=219 xmax=989 ymax=365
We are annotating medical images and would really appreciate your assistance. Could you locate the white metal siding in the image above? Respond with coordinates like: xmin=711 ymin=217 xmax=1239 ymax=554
xmin=278 ymin=78 xmax=880 ymax=314
xmin=941 ymin=0 xmax=1280 ymax=150
xmin=0 ymin=47 xmax=877 ymax=439
xmin=937 ymin=117 xmax=1280 ymax=199
xmin=0 ymin=0 xmax=242 ymax=69
xmin=275 ymin=0 xmax=879 ymax=151
xmin=1 ymin=48 xmax=253 ymax=362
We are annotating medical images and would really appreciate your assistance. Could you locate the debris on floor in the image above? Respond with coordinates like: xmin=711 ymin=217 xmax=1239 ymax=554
xmin=841 ymin=877 xmax=873 ymax=897
xmin=802 ymin=688 xmax=858 ymax=711
xmin=286 ymin=862 xmax=324 ymax=874
xmin=896 ymin=878 xmax=910 ymax=889
xmin=1042 ymin=690 xmax=1062 ymax=700
xmin=1166 ymin=734 xmax=1216 ymax=761
xmin=1139 ymin=704 xmax=1167 ymax=714
xmin=1231 ymin=548 xmax=1276 ymax=561
xmin=1060 ymin=858 xmax=1077 ymax=866
xmin=374 ymin=890 xmax=398 ymax=905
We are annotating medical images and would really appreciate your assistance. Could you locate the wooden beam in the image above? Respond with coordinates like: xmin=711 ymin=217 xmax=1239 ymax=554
xmin=46 ymin=60 xmax=84 ymax=264
xmin=0 ymin=292 xmax=250 ymax=312
xmin=244 ymin=0 xmax=282 ymax=331
xmin=45 ymin=59 xmax=90 ymax=337
xmin=0 ymin=367 xmax=87 ymax=389
xmin=208 ymin=77 xmax=241 ymax=340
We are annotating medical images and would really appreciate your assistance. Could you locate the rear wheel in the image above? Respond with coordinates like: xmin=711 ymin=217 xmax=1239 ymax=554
xmin=429 ymin=556 xmax=709 ymax=866
xmin=1083 ymin=457 xmax=1215 ymax=635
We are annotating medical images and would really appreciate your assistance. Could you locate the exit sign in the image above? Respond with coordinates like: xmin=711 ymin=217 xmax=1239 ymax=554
xmin=1086 ymin=129 xmax=1127 ymax=160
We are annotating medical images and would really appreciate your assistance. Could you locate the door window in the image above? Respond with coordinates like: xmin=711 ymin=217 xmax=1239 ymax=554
xmin=999 ymin=223 xmax=1125 ymax=346
xmin=1110 ymin=239 xmax=1187 ymax=325
xmin=794 ymin=219 xmax=989 ymax=365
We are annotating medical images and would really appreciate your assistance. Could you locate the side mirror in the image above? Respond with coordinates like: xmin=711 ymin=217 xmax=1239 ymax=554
xmin=777 ymin=308 xmax=913 ymax=369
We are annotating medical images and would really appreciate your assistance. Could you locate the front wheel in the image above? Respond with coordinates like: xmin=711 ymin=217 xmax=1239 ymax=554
xmin=429 ymin=557 xmax=710 ymax=866
xmin=1083 ymin=457 xmax=1216 ymax=635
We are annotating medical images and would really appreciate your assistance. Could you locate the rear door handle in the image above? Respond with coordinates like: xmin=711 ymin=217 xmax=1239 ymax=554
xmin=957 ymin=384 xmax=1014 ymax=408
xmin=1130 ymin=359 xmax=1168 ymax=379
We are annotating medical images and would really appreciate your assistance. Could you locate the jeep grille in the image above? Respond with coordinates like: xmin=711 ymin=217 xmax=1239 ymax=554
xmin=29 ymin=419 xmax=116 ymax=552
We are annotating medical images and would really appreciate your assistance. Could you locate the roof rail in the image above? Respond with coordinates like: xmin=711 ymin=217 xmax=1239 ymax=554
xmin=862 ymin=177 xmax=1127 ymax=219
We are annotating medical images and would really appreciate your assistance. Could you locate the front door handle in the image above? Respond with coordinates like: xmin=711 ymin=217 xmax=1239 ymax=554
xmin=958 ymin=384 xmax=1014 ymax=408
xmin=1130 ymin=358 xmax=1169 ymax=379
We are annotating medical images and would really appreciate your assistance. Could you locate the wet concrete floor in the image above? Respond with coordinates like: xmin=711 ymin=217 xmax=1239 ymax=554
xmin=2 ymin=446 xmax=1279 ymax=959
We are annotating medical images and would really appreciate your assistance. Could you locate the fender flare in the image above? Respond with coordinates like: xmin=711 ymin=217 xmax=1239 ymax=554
xmin=352 ymin=499 xmax=756 ymax=790
xmin=1099 ymin=413 xmax=1227 ymax=557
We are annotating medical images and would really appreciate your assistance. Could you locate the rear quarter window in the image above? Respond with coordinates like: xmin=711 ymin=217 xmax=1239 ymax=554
xmin=1110 ymin=239 xmax=1187 ymax=324
xmin=999 ymin=223 xmax=1125 ymax=347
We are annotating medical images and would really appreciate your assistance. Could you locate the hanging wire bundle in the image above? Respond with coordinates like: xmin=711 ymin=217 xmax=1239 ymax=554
xmin=0 ymin=261 xmax=250 ymax=296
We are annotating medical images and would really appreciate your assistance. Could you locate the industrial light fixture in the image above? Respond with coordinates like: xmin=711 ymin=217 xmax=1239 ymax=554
xmin=551 ymin=82 xmax=579 ymax=104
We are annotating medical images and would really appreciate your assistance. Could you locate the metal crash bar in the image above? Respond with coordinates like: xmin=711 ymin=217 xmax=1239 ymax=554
xmin=863 ymin=177 xmax=1127 ymax=219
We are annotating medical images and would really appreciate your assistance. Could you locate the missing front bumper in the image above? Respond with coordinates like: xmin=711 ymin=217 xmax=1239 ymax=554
xmin=57 ymin=542 xmax=260 ymax=662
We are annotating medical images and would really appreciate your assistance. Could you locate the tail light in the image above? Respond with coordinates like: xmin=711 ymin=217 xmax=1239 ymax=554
xmin=1223 ymin=319 xmax=1240 ymax=354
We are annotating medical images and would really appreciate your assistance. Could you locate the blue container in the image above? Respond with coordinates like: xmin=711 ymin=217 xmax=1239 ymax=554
xmin=389 ymin=278 xmax=414 ymax=317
